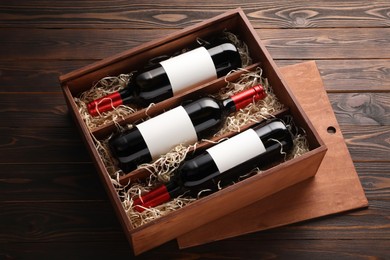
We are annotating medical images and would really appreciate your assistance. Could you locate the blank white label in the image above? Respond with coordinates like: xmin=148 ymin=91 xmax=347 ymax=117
xmin=207 ymin=129 xmax=266 ymax=173
xmin=160 ymin=47 xmax=217 ymax=95
xmin=137 ymin=106 xmax=198 ymax=160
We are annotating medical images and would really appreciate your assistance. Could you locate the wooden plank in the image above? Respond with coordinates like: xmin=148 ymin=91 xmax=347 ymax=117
xmin=0 ymin=126 xmax=387 ymax=166
xmin=0 ymin=94 xmax=71 ymax=128
xmin=0 ymin=127 xmax=91 ymax=163
xmin=275 ymin=60 xmax=390 ymax=92
xmin=247 ymin=201 xmax=390 ymax=240
xmin=177 ymin=239 xmax=390 ymax=259
xmin=1 ymin=60 xmax=390 ymax=93
xmin=0 ymin=162 xmax=387 ymax=204
xmin=0 ymin=163 xmax=106 ymax=202
xmin=0 ymin=29 xmax=167 ymax=60
xmin=257 ymin=28 xmax=390 ymax=59
xmin=340 ymin=125 xmax=390 ymax=162
xmin=1 ymin=1 xmax=390 ymax=29
xmin=0 ymin=201 xmax=125 ymax=243
xmin=1 ymin=162 xmax=387 ymax=202
xmin=330 ymin=93 xmax=390 ymax=125
xmin=1 ymin=28 xmax=389 ymax=60
xmin=0 ymin=241 xmax=134 ymax=259
xmin=3 ymin=92 xmax=388 ymax=128
xmin=0 ymin=239 xmax=389 ymax=259
xmin=0 ymin=60 xmax=93 ymax=92
xmin=355 ymin=162 xmax=390 ymax=200
xmin=0 ymin=200 xmax=387 ymax=244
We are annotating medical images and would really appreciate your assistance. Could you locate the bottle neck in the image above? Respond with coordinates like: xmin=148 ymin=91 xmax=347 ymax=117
xmin=118 ymin=87 xmax=138 ymax=105
xmin=222 ymin=84 xmax=266 ymax=113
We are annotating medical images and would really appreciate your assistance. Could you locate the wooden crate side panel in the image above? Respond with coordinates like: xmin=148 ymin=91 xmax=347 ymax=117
xmin=61 ymin=85 xmax=135 ymax=248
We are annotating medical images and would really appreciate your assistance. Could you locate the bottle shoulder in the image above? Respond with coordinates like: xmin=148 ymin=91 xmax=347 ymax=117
xmin=207 ymin=42 xmax=242 ymax=77
xmin=182 ymin=97 xmax=225 ymax=139
xmin=254 ymin=120 xmax=294 ymax=149
xmin=183 ymin=96 xmax=221 ymax=112
xmin=207 ymin=42 xmax=238 ymax=55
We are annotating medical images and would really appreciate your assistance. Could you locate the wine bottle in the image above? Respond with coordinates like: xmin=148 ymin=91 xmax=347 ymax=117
xmin=109 ymin=85 xmax=266 ymax=172
xmin=87 ymin=41 xmax=242 ymax=116
xmin=133 ymin=119 xmax=293 ymax=212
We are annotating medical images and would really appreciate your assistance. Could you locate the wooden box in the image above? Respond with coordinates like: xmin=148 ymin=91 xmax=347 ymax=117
xmin=59 ymin=8 xmax=327 ymax=255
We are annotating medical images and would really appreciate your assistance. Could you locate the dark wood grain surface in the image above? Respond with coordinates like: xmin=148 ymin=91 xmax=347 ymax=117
xmin=1 ymin=1 xmax=389 ymax=259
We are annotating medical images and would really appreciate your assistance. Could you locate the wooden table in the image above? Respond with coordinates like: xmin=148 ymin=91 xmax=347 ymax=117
xmin=1 ymin=1 xmax=389 ymax=259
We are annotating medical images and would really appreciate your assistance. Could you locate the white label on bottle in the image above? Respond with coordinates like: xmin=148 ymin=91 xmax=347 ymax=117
xmin=160 ymin=47 xmax=217 ymax=95
xmin=207 ymin=129 xmax=266 ymax=173
xmin=137 ymin=106 xmax=197 ymax=160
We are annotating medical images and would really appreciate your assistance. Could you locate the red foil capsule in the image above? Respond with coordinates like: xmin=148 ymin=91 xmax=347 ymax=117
xmin=87 ymin=92 xmax=123 ymax=116
xmin=133 ymin=185 xmax=169 ymax=206
xmin=231 ymin=84 xmax=266 ymax=110
xmin=133 ymin=185 xmax=171 ymax=212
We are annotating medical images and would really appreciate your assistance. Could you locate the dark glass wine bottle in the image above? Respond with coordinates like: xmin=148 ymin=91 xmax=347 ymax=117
xmin=87 ymin=41 xmax=242 ymax=116
xmin=132 ymin=119 xmax=294 ymax=212
xmin=109 ymin=85 xmax=266 ymax=173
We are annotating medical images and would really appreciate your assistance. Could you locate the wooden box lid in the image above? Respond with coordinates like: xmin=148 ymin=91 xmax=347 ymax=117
xmin=177 ymin=61 xmax=369 ymax=248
